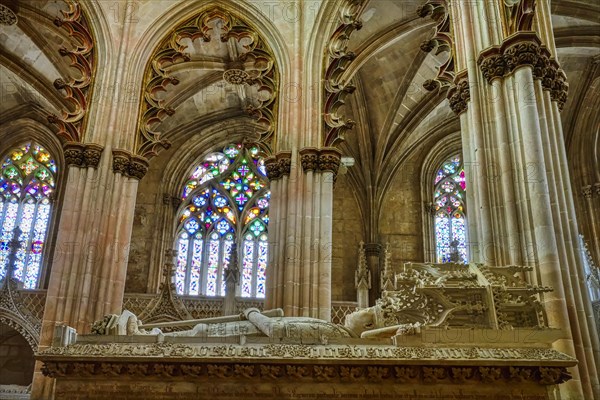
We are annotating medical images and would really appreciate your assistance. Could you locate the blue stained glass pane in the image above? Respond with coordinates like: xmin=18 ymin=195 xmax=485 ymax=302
xmin=189 ymin=239 xmax=203 ymax=295
xmin=433 ymin=155 xmax=467 ymax=264
xmin=176 ymin=234 xmax=189 ymax=294
xmin=241 ymin=240 xmax=254 ymax=297
xmin=256 ymin=238 xmax=268 ymax=298
xmin=176 ymin=144 xmax=270 ymax=297
xmin=206 ymin=240 xmax=220 ymax=296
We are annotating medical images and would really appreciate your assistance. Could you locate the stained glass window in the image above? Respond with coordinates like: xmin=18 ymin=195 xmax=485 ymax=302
xmin=0 ymin=143 xmax=57 ymax=288
xmin=433 ymin=155 xmax=467 ymax=263
xmin=175 ymin=144 xmax=269 ymax=298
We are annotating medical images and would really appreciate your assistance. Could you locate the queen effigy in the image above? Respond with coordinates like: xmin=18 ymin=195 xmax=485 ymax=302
xmin=37 ymin=263 xmax=577 ymax=400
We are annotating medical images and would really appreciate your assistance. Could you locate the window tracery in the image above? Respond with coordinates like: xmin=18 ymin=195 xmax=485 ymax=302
xmin=433 ymin=154 xmax=467 ymax=263
xmin=175 ymin=144 xmax=269 ymax=298
xmin=0 ymin=142 xmax=57 ymax=288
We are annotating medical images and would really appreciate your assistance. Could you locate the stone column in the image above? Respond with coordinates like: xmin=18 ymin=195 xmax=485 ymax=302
xmin=32 ymin=145 xmax=144 ymax=399
xmin=430 ymin=0 xmax=600 ymax=397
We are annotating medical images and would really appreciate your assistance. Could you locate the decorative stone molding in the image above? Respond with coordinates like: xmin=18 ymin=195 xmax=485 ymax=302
xmin=47 ymin=0 xmax=96 ymax=143
xmin=111 ymin=149 xmax=149 ymax=180
xmin=323 ymin=0 xmax=367 ymax=147
xmin=418 ymin=0 xmax=455 ymax=91
xmin=39 ymin=357 xmax=571 ymax=386
xmin=0 ymin=1 xmax=18 ymax=25
xmin=503 ymin=0 xmax=537 ymax=36
xmin=477 ymin=32 xmax=569 ymax=111
xmin=0 ymin=278 xmax=42 ymax=351
xmin=137 ymin=263 xmax=192 ymax=326
xmin=64 ymin=142 xmax=104 ymax=168
xmin=299 ymin=148 xmax=320 ymax=172
xmin=137 ymin=7 xmax=279 ymax=159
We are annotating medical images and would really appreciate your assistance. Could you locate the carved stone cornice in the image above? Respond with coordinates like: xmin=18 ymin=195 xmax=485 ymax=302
xmin=47 ymin=0 xmax=96 ymax=143
xmin=39 ymin=358 xmax=571 ymax=386
xmin=299 ymin=148 xmax=320 ymax=172
xmin=111 ymin=149 xmax=149 ymax=180
xmin=447 ymin=72 xmax=470 ymax=115
xmin=64 ymin=142 xmax=104 ymax=169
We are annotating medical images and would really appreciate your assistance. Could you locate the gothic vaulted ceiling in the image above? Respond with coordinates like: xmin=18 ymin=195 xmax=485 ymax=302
xmin=337 ymin=0 xmax=599 ymax=238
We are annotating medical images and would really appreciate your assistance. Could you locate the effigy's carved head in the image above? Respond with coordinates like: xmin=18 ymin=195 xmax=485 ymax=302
xmin=343 ymin=306 xmax=382 ymax=337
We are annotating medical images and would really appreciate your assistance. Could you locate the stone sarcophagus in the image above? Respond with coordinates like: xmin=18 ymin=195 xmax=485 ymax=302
xmin=37 ymin=264 xmax=576 ymax=400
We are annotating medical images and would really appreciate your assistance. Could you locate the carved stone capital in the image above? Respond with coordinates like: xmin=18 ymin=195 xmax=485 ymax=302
xmin=128 ymin=156 xmax=150 ymax=180
xmin=319 ymin=148 xmax=342 ymax=175
xmin=112 ymin=149 xmax=131 ymax=175
xmin=478 ymin=47 xmax=505 ymax=84
xmin=299 ymin=148 xmax=320 ymax=172
xmin=550 ymin=69 xmax=569 ymax=111
xmin=83 ymin=144 xmax=104 ymax=169
xmin=264 ymin=156 xmax=280 ymax=181
xmin=447 ymin=74 xmax=470 ymax=116
xmin=503 ymin=32 xmax=541 ymax=74
xmin=63 ymin=142 xmax=86 ymax=167
xmin=276 ymin=151 xmax=292 ymax=178
xmin=595 ymin=183 xmax=600 ymax=196
xmin=582 ymin=185 xmax=593 ymax=199
xmin=64 ymin=142 xmax=104 ymax=169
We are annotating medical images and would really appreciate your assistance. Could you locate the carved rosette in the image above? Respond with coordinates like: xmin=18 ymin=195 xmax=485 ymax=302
xmin=477 ymin=32 xmax=568 ymax=111
xmin=137 ymin=7 xmax=279 ymax=159
xmin=64 ymin=142 xmax=104 ymax=169
xmin=299 ymin=148 xmax=320 ymax=172
xmin=0 ymin=2 xmax=18 ymax=25
xmin=323 ymin=0 xmax=367 ymax=147
xmin=47 ymin=0 xmax=96 ymax=143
